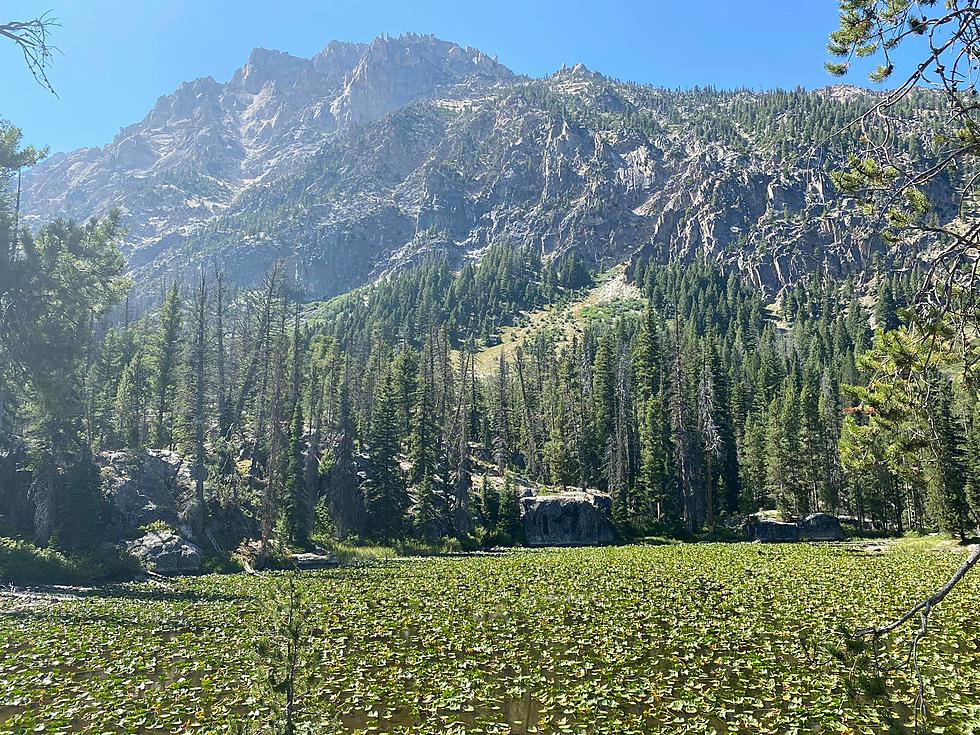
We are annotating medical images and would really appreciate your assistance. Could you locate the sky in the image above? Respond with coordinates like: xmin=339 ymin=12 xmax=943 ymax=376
xmin=1 ymin=1 xmax=886 ymax=154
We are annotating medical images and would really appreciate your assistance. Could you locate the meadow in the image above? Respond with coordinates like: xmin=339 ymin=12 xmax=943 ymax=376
xmin=1 ymin=541 xmax=978 ymax=735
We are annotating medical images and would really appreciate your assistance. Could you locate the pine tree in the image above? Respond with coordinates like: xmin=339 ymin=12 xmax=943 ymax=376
xmin=177 ymin=273 xmax=209 ymax=535
xmin=492 ymin=355 xmax=511 ymax=473
xmin=637 ymin=393 xmax=673 ymax=526
xmin=408 ymin=363 xmax=438 ymax=487
xmin=324 ymin=377 xmax=364 ymax=538
xmin=479 ymin=473 xmax=500 ymax=531
xmin=966 ymin=400 xmax=980 ymax=527
xmin=592 ymin=331 xmax=616 ymax=451
xmin=799 ymin=358 xmax=826 ymax=513
xmin=874 ymin=277 xmax=900 ymax=332
xmin=413 ymin=476 xmax=450 ymax=541
xmin=115 ymin=345 xmax=151 ymax=450
xmin=391 ymin=347 xmax=418 ymax=439
xmin=496 ymin=472 xmax=523 ymax=543
xmin=363 ymin=373 xmax=409 ymax=541
xmin=284 ymin=401 xmax=308 ymax=546
xmin=739 ymin=407 xmax=768 ymax=512
xmin=929 ymin=382 xmax=970 ymax=540
xmin=545 ymin=378 xmax=581 ymax=489
xmin=152 ymin=283 xmax=183 ymax=448
xmin=633 ymin=300 xmax=661 ymax=402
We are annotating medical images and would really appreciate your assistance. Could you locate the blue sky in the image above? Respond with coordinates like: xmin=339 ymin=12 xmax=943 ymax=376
xmin=1 ymin=1 xmax=881 ymax=154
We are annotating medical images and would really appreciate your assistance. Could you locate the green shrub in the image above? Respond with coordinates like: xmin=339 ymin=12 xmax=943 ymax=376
xmin=0 ymin=537 xmax=139 ymax=585
xmin=0 ymin=537 xmax=81 ymax=585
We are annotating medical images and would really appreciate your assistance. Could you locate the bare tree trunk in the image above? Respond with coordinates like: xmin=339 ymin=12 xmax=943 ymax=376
xmin=190 ymin=272 xmax=209 ymax=535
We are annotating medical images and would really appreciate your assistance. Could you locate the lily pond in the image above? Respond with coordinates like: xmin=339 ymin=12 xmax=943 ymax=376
xmin=1 ymin=542 xmax=978 ymax=735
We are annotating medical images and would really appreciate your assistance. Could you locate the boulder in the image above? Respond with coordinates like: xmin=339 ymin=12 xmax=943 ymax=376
xmin=800 ymin=513 xmax=845 ymax=541
xmin=750 ymin=518 xmax=801 ymax=543
xmin=125 ymin=529 xmax=202 ymax=575
xmin=100 ymin=450 xmax=192 ymax=537
xmin=747 ymin=513 xmax=845 ymax=542
xmin=520 ymin=491 xmax=615 ymax=547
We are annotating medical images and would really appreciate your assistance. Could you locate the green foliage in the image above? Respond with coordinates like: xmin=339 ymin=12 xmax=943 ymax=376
xmin=253 ymin=573 xmax=323 ymax=735
xmin=0 ymin=537 xmax=139 ymax=585
xmin=152 ymin=283 xmax=182 ymax=449
xmin=283 ymin=402 xmax=308 ymax=546
xmin=314 ymin=242 xmax=593 ymax=350
xmin=496 ymin=473 xmax=523 ymax=544
xmin=1 ymin=544 xmax=978 ymax=733
xmin=363 ymin=373 xmax=409 ymax=541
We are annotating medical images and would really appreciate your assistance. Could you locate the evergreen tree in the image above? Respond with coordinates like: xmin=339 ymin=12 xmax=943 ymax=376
xmin=874 ymin=277 xmax=900 ymax=332
xmin=177 ymin=273 xmax=209 ymax=535
xmin=479 ymin=473 xmax=500 ymax=530
xmin=363 ymin=373 xmax=409 ymax=541
xmin=496 ymin=472 xmax=523 ymax=543
xmin=966 ymin=401 xmax=980 ymax=527
xmin=408 ymin=363 xmax=439 ymax=487
xmin=929 ymin=382 xmax=970 ymax=540
xmin=115 ymin=344 xmax=151 ymax=450
xmin=152 ymin=283 xmax=183 ymax=448
xmin=284 ymin=401 xmax=308 ymax=546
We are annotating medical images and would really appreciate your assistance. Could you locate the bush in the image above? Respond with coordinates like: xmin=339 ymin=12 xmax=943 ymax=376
xmin=0 ymin=537 xmax=80 ymax=585
xmin=202 ymin=552 xmax=244 ymax=574
xmin=0 ymin=537 xmax=139 ymax=585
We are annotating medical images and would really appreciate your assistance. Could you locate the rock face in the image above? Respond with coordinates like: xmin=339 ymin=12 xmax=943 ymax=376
xmin=800 ymin=513 xmax=845 ymax=541
xmin=20 ymin=35 xmax=948 ymax=304
xmin=100 ymin=450 xmax=192 ymax=536
xmin=749 ymin=518 xmax=803 ymax=543
xmin=748 ymin=513 xmax=845 ymax=542
xmin=125 ymin=529 xmax=203 ymax=575
xmin=520 ymin=492 xmax=615 ymax=547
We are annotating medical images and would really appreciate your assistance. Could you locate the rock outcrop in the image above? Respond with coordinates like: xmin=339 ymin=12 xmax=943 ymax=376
xmin=799 ymin=513 xmax=845 ymax=541
xmin=749 ymin=518 xmax=803 ymax=543
xmin=520 ymin=491 xmax=615 ymax=547
xmin=100 ymin=450 xmax=192 ymax=537
xmin=748 ymin=513 xmax=845 ymax=543
xmin=125 ymin=529 xmax=203 ymax=575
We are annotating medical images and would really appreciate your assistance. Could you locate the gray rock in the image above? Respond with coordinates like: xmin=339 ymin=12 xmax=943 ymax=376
xmin=520 ymin=491 xmax=615 ymax=547
xmin=125 ymin=529 xmax=202 ymax=575
xmin=748 ymin=513 xmax=845 ymax=542
xmin=800 ymin=513 xmax=845 ymax=541
xmin=100 ymin=450 xmax=192 ymax=537
xmin=291 ymin=552 xmax=340 ymax=570
xmin=750 ymin=518 xmax=802 ymax=543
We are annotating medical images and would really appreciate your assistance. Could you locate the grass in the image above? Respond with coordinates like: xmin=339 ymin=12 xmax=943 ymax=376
xmin=1 ymin=542 xmax=978 ymax=734
xmin=473 ymin=266 xmax=642 ymax=376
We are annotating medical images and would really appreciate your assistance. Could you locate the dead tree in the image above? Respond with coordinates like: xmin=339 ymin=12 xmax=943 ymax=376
xmin=1 ymin=13 xmax=59 ymax=95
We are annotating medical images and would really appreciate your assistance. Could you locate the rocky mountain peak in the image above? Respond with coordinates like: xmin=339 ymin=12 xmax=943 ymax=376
xmin=555 ymin=62 xmax=598 ymax=78
xmin=231 ymin=47 xmax=311 ymax=93
xmin=329 ymin=33 xmax=515 ymax=125
xmin=21 ymin=35 xmax=938 ymax=306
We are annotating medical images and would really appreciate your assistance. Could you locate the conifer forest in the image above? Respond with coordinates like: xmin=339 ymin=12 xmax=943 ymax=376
xmin=1 ymin=3 xmax=979 ymax=734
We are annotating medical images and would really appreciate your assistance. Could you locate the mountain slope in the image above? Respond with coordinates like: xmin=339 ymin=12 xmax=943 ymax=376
xmin=20 ymin=35 xmax=947 ymax=301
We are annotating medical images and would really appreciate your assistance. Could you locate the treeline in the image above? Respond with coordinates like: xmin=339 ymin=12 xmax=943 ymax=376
xmin=4 ymin=125 xmax=980 ymax=555
xmin=315 ymin=242 xmax=591 ymax=348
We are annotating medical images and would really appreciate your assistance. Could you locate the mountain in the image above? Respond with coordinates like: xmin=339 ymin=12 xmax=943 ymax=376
xmin=20 ymin=34 xmax=945 ymax=302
